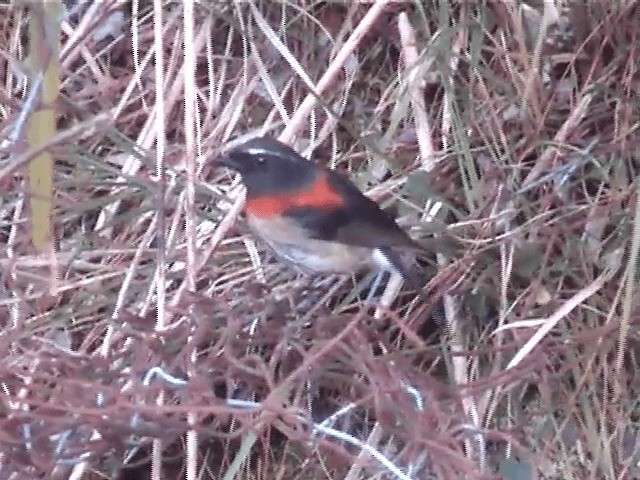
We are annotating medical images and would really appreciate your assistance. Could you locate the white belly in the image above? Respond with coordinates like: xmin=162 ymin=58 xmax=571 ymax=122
xmin=247 ymin=215 xmax=372 ymax=274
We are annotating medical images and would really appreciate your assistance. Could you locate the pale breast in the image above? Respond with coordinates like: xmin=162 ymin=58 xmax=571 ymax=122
xmin=247 ymin=214 xmax=372 ymax=274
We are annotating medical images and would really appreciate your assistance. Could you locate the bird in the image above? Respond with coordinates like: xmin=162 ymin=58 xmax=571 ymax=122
xmin=217 ymin=136 xmax=424 ymax=286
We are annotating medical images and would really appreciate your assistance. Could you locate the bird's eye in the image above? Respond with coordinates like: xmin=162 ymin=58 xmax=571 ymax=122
xmin=256 ymin=156 xmax=266 ymax=164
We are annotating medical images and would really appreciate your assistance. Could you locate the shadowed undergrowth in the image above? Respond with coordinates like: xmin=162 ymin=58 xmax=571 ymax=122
xmin=0 ymin=1 xmax=639 ymax=479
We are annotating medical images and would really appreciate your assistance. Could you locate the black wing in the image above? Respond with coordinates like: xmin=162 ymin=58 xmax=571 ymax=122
xmin=285 ymin=169 xmax=419 ymax=250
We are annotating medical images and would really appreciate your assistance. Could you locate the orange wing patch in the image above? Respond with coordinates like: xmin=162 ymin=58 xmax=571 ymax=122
xmin=245 ymin=174 xmax=344 ymax=218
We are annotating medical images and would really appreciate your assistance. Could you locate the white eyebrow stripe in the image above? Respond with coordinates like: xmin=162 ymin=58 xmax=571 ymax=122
xmin=244 ymin=147 xmax=276 ymax=156
xmin=243 ymin=146 xmax=306 ymax=161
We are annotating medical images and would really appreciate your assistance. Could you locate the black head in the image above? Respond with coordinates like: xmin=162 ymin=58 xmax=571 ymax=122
xmin=218 ymin=137 xmax=317 ymax=197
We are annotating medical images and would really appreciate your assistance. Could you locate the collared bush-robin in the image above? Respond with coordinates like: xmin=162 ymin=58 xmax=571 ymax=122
xmin=218 ymin=136 xmax=423 ymax=284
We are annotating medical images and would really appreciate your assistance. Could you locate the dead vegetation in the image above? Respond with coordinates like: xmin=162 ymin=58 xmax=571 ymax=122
xmin=0 ymin=1 xmax=639 ymax=479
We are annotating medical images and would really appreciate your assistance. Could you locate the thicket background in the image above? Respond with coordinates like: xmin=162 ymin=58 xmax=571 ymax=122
xmin=1 ymin=1 xmax=639 ymax=479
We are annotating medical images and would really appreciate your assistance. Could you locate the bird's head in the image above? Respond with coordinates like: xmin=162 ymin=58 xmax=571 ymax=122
xmin=218 ymin=137 xmax=317 ymax=197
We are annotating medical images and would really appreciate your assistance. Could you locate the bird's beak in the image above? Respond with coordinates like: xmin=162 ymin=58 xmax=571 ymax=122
xmin=216 ymin=151 xmax=241 ymax=172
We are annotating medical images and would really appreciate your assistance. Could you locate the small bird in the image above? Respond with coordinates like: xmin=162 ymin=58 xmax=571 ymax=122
xmin=218 ymin=136 xmax=423 ymax=284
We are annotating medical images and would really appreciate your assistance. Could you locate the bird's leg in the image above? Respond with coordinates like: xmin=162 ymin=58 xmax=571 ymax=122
xmin=365 ymin=270 xmax=386 ymax=305
xmin=312 ymin=275 xmax=340 ymax=290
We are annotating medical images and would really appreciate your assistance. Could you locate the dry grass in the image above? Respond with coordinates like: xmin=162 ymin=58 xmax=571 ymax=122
xmin=1 ymin=1 xmax=639 ymax=479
